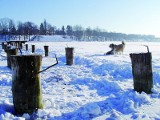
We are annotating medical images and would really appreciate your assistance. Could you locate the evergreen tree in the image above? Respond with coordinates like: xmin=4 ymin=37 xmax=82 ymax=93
xmin=44 ymin=19 xmax=47 ymax=35
xmin=40 ymin=23 xmax=45 ymax=35
xmin=62 ymin=26 xmax=65 ymax=35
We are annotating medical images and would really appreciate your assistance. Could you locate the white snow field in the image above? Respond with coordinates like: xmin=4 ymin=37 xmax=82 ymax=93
xmin=1 ymin=37 xmax=160 ymax=120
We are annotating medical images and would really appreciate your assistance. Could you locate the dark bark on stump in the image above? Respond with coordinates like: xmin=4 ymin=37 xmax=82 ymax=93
xmin=44 ymin=46 xmax=49 ymax=57
xmin=65 ymin=47 xmax=74 ymax=65
xmin=10 ymin=55 xmax=43 ymax=115
xmin=32 ymin=45 xmax=35 ymax=53
xmin=5 ymin=49 xmax=18 ymax=69
xmin=2 ymin=42 xmax=5 ymax=49
xmin=3 ymin=44 xmax=7 ymax=50
xmin=130 ymin=52 xmax=153 ymax=94
xmin=26 ymin=44 xmax=28 ymax=51
xmin=19 ymin=42 xmax=23 ymax=49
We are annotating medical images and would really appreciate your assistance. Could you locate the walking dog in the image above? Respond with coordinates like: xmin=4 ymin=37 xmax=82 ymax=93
xmin=109 ymin=41 xmax=125 ymax=54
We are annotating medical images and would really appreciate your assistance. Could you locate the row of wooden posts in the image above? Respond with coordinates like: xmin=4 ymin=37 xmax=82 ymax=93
xmin=1 ymin=42 xmax=74 ymax=115
xmin=1 ymin=42 xmax=153 ymax=115
xmin=3 ymin=42 xmax=74 ymax=65
xmin=4 ymin=45 xmax=49 ymax=69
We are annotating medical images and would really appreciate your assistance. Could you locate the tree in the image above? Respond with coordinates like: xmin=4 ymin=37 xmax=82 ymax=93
xmin=66 ymin=25 xmax=73 ymax=38
xmin=73 ymin=25 xmax=84 ymax=40
xmin=40 ymin=19 xmax=55 ymax=35
xmin=23 ymin=21 xmax=38 ymax=40
xmin=8 ymin=19 xmax=16 ymax=40
xmin=40 ymin=23 xmax=45 ymax=35
xmin=61 ymin=26 xmax=65 ymax=35
xmin=17 ymin=22 xmax=24 ymax=40
xmin=43 ymin=19 xmax=47 ymax=35
xmin=0 ymin=18 xmax=10 ymax=40
xmin=85 ymin=27 xmax=92 ymax=40
xmin=47 ymin=24 xmax=55 ymax=35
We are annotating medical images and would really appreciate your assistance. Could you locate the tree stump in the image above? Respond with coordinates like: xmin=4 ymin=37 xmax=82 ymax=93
xmin=3 ymin=44 xmax=7 ymax=50
xmin=26 ymin=44 xmax=28 ymax=51
xmin=11 ymin=55 xmax=43 ymax=114
xmin=2 ymin=42 xmax=5 ymax=49
xmin=65 ymin=47 xmax=74 ymax=65
xmin=19 ymin=42 xmax=23 ymax=49
xmin=32 ymin=45 xmax=35 ymax=53
xmin=130 ymin=52 xmax=153 ymax=94
xmin=5 ymin=49 xmax=18 ymax=69
xmin=44 ymin=45 xmax=49 ymax=57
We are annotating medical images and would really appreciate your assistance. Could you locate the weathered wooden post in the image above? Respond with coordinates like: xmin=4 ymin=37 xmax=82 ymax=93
xmin=11 ymin=55 xmax=43 ymax=114
xmin=32 ymin=45 xmax=35 ymax=53
xmin=11 ymin=42 xmax=14 ymax=46
xmin=19 ymin=42 xmax=23 ymax=49
xmin=25 ymin=44 xmax=28 ymax=51
xmin=5 ymin=49 xmax=18 ymax=69
xmin=15 ymin=42 xmax=18 ymax=48
xmin=2 ymin=42 xmax=5 ymax=49
xmin=65 ymin=47 xmax=74 ymax=65
xmin=130 ymin=52 xmax=153 ymax=94
xmin=44 ymin=45 xmax=49 ymax=57
xmin=3 ymin=44 xmax=7 ymax=50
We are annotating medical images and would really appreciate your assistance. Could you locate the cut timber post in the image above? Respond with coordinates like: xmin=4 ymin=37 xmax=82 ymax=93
xmin=26 ymin=44 xmax=28 ymax=51
xmin=11 ymin=55 xmax=43 ymax=114
xmin=5 ymin=49 xmax=18 ymax=69
xmin=44 ymin=45 xmax=49 ymax=57
xmin=65 ymin=47 xmax=74 ymax=65
xmin=3 ymin=44 xmax=7 ymax=50
xmin=19 ymin=42 xmax=23 ymax=49
xmin=2 ymin=42 xmax=5 ymax=49
xmin=130 ymin=52 xmax=153 ymax=94
xmin=32 ymin=45 xmax=35 ymax=53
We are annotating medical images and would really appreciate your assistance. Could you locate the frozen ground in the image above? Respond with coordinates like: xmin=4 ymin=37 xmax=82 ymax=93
xmin=1 ymin=38 xmax=160 ymax=119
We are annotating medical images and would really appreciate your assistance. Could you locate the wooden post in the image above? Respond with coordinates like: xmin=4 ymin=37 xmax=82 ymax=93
xmin=2 ymin=42 xmax=5 ymax=49
xmin=65 ymin=47 xmax=74 ymax=65
xmin=44 ymin=45 xmax=49 ymax=57
xmin=130 ymin=52 xmax=153 ymax=94
xmin=10 ymin=55 xmax=43 ymax=114
xmin=15 ymin=42 xmax=18 ymax=48
xmin=26 ymin=44 xmax=28 ymax=51
xmin=5 ymin=49 xmax=18 ymax=69
xmin=32 ymin=45 xmax=35 ymax=53
xmin=2 ymin=44 xmax=7 ymax=50
xmin=19 ymin=42 xmax=23 ymax=49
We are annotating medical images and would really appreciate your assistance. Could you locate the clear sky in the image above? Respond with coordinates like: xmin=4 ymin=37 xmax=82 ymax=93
xmin=1 ymin=0 xmax=160 ymax=37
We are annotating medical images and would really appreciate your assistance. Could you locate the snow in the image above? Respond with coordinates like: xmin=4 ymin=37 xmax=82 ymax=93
xmin=1 ymin=36 xmax=160 ymax=119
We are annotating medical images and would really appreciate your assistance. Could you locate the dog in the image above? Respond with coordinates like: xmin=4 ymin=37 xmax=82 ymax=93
xmin=109 ymin=41 xmax=125 ymax=54
xmin=105 ymin=49 xmax=114 ymax=55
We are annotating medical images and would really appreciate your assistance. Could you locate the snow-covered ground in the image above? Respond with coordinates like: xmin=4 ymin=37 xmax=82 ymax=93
xmin=1 ymin=38 xmax=160 ymax=119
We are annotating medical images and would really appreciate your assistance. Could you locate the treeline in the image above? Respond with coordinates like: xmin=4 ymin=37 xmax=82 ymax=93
xmin=0 ymin=18 xmax=158 ymax=41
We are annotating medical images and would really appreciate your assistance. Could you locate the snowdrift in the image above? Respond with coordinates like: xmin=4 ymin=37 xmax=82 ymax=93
xmin=0 ymin=41 xmax=160 ymax=119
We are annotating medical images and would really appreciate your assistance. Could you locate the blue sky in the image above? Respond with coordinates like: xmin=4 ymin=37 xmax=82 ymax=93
xmin=1 ymin=0 xmax=160 ymax=37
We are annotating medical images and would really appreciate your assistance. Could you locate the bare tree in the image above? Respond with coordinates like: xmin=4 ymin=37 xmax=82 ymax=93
xmin=8 ymin=19 xmax=16 ymax=40
xmin=73 ymin=25 xmax=84 ymax=40
xmin=17 ymin=22 xmax=24 ymax=40
xmin=85 ymin=27 xmax=92 ymax=40
xmin=66 ymin=25 xmax=73 ymax=38
xmin=23 ymin=22 xmax=38 ymax=41
xmin=0 ymin=18 xmax=10 ymax=41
